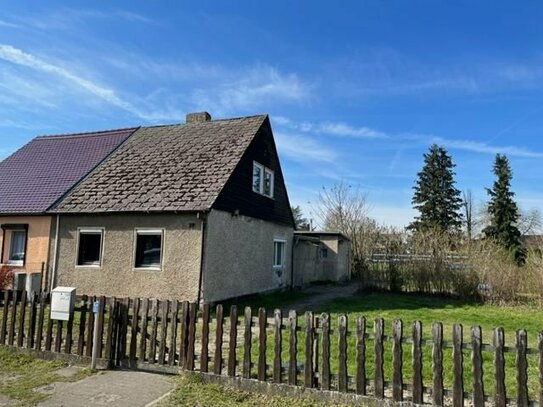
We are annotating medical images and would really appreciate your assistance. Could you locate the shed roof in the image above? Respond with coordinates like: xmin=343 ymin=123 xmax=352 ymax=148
xmin=52 ymin=115 xmax=268 ymax=213
xmin=0 ymin=128 xmax=136 ymax=214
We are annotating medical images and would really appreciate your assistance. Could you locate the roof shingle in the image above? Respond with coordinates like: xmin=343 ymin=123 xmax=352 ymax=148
xmin=52 ymin=115 xmax=267 ymax=213
xmin=0 ymin=128 xmax=137 ymax=214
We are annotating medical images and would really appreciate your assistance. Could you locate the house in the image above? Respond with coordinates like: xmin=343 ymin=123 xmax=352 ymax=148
xmin=293 ymin=231 xmax=351 ymax=287
xmin=0 ymin=128 xmax=137 ymax=289
xmin=49 ymin=113 xmax=295 ymax=302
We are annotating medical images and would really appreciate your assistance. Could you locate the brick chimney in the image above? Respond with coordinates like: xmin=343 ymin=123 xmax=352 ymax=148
xmin=186 ymin=112 xmax=212 ymax=123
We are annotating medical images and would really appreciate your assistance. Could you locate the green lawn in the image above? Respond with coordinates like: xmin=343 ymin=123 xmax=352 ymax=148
xmin=0 ymin=347 xmax=91 ymax=406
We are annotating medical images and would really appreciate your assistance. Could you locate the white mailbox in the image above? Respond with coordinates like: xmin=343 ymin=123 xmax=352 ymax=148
xmin=51 ymin=287 xmax=76 ymax=321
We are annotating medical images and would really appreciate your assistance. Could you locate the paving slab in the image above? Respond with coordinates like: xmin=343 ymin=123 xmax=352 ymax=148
xmin=37 ymin=370 xmax=173 ymax=407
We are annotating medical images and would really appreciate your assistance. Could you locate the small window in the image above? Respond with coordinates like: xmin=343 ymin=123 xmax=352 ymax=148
xmin=321 ymin=247 xmax=328 ymax=259
xmin=273 ymin=240 xmax=286 ymax=268
xmin=77 ymin=229 xmax=103 ymax=267
xmin=253 ymin=161 xmax=274 ymax=198
xmin=8 ymin=230 xmax=26 ymax=266
xmin=134 ymin=229 xmax=163 ymax=269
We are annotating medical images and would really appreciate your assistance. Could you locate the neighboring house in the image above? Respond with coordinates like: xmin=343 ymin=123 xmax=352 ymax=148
xmin=293 ymin=231 xmax=351 ymax=287
xmin=49 ymin=113 xmax=295 ymax=303
xmin=0 ymin=129 xmax=137 ymax=289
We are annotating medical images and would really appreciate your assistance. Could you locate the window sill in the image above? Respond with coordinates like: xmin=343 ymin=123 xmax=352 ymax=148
xmin=133 ymin=267 xmax=162 ymax=272
xmin=7 ymin=261 xmax=24 ymax=267
xmin=75 ymin=264 xmax=102 ymax=269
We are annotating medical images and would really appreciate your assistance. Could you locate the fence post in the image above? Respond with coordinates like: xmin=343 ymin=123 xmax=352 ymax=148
xmin=85 ymin=296 xmax=96 ymax=357
xmin=186 ymin=302 xmax=197 ymax=371
xmin=338 ymin=314 xmax=348 ymax=393
xmin=539 ymin=330 xmax=543 ymax=407
xmin=356 ymin=316 xmax=366 ymax=395
xmin=258 ymin=308 xmax=267 ymax=381
xmin=288 ymin=310 xmax=298 ymax=386
xmin=412 ymin=321 xmax=423 ymax=405
xmin=213 ymin=304 xmax=224 ymax=375
xmin=432 ymin=322 xmax=444 ymax=406
xmin=243 ymin=307 xmax=252 ymax=379
xmin=374 ymin=318 xmax=385 ymax=398
xmin=179 ymin=301 xmax=189 ymax=368
xmin=392 ymin=319 xmax=403 ymax=402
xmin=304 ymin=311 xmax=314 ymax=388
xmin=228 ymin=305 xmax=238 ymax=377
xmin=321 ymin=312 xmax=331 ymax=391
xmin=452 ymin=323 xmax=464 ymax=407
xmin=493 ymin=327 xmax=506 ymax=407
xmin=200 ymin=303 xmax=210 ymax=372
xmin=471 ymin=326 xmax=484 ymax=407
xmin=516 ymin=329 xmax=528 ymax=407
xmin=273 ymin=309 xmax=282 ymax=383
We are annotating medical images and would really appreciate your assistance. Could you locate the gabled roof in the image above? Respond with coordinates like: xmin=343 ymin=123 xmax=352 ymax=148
xmin=0 ymin=128 xmax=137 ymax=214
xmin=52 ymin=115 xmax=268 ymax=213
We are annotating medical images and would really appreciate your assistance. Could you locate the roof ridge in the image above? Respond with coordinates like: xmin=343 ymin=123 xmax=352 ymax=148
xmin=36 ymin=127 xmax=139 ymax=140
xmin=139 ymin=114 xmax=268 ymax=131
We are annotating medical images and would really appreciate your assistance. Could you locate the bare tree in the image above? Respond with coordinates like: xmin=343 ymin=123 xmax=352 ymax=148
xmin=517 ymin=208 xmax=542 ymax=236
xmin=462 ymin=190 xmax=474 ymax=242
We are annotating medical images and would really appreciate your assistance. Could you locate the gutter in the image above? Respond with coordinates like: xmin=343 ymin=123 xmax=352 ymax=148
xmin=196 ymin=211 xmax=208 ymax=304
xmin=50 ymin=214 xmax=60 ymax=292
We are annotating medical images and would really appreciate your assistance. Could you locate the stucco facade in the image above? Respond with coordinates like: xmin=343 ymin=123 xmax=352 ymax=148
xmin=202 ymin=209 xmax=293 ymax=303
xmin=54 ymin=213 xmax=203 ymax=300
xmin=0 ymin=215 xmax=51 ymax=273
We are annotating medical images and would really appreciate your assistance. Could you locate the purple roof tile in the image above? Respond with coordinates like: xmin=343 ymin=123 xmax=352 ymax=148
xmin=0 ymin=128 xmax=137 ymax=214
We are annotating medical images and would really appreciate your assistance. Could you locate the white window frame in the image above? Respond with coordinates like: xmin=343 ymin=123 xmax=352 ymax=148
xmin=7 ymin=229 xmax=26 ymax=267
xmin=273 ymin=239 xmax=286 ymax=269
xmin=133 ymin=228 xmax=164 ymax=271
xmin=253 ymin=161 xmax=275 ymax=198
xmin=75 ymin=228 xmax=104 ymax=268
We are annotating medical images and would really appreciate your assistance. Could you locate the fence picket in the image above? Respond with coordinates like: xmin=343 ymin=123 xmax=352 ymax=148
xmin=186 ymin=302 xmax=197 ymax=371
xmin=77 ymin=296 xmax=88 ymax=356
xmin=64 ymin=306 xmax=73 ymax=354
xmin=200 ymin=303 xmax=210 ymax=372
xmin=471 ymin=326 xmax=484 ymax=407
xmin=16 ymin=290 xmax=27 ymax=347
xmin=539 ymin=330 xmax=543 ymax=407
xmin=516 ymin=329 xmax=528 ymax=407
xmin=148 ymin=299 xmax=159 ymax=363
xmin=96 ymin=296 xmax=106 ymax=358
xmin=138 ymin=298 xmax=149 ymax=363
xmin=452 ymin=323 xmax=464 ymax=407
xmin=169 ymin=300 xmax=179 ymax=366
xmin=356 ymin=316 xmax=366 ymax=395
xmin=213 ymin=304 xmax=224 ymax=375
xmin=158 ymin=300 xmax=169 ymax=365
xmin=0 ymin=290 xmax=9 ymax=345
xmin=288 ymin=310 xmax=298 ymax=386
xmin=374 ymin=318 xmax=384 ymax=398
xmin=392 ymin=319 xmax=403 ymax=402
xmin=44 ymin=312 xmax=53 ymax=351
xmin=493 ymin=327 xmax=506 ymax=407
xmin=305 ymin=311 xmax=314 ymax=389
xmin=412 ymin=321 xmax=423 ymax=404
xmin=338 ymin=314 xmax=348 ymax=393
xmin=105 ymin=298 xmax=117 ymax=363
xmin=432 ymin=322 xmax=444 ymax=406
xmin=228 ymin=306 xmax=238 ymax=377
xmin=35 ymin=293 xmax=46 ymax=350
xmin=243 ymin=307 xmax=252 ymax=379
xmin=85 ymin=296 xmax=95 ymax=357
xmin=321 ymin=312 xmax=330 ymax=391
xmin=179 ymin=301 xmax=189 ymax=368
xmin=8 ymin=291 xmax=17 ymax=345
xmin=129 ymin=298 xmax=140 ymax=367
xmin=258 ymin=308 xmax=267 ymax=381
xmin=273 ymin=309 xmax=282 ymax=383
xmin=54 ymin=320 xmax=63 ymax=353
xmin=27 ymin=293 xmax=37 ymax=349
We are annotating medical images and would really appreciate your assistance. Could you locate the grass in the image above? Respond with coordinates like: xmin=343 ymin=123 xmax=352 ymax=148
xmin=0 ymin=347 xmax=92 ymax=406
xmin=159 ymin=374 xmax=352 ymax=407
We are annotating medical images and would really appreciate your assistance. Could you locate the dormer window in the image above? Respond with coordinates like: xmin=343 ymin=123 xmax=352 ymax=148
xmin=252 ymin=162 xmax=274 ymax=198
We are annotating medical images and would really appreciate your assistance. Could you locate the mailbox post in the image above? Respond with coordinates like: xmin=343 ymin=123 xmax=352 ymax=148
xmin=91 ymin=300 xmax=100 ymax=370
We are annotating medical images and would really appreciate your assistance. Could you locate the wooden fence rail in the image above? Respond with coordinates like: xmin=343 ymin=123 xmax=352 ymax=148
xmin=1 ymin=290 xmax=543 ymax=406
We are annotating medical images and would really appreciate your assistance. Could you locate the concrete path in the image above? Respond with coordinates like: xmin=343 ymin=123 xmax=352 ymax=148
xmin=281 ymin=281 xmax=360 ymax=313
xmin=37 ymin=370 xmax=173 ymax=407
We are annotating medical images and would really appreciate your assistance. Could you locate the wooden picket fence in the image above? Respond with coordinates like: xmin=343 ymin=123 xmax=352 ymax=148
xmin=1 ymin=289 xmax=543 ymax=407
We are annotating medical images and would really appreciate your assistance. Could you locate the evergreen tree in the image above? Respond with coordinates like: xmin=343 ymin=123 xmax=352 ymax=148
xmin=409 ymin=144 xmax=463 ymax=233
xmin=291 ymin=205 xmax=310 ymax=230
xmin=482 ymin=154 xmax=523 ymax=259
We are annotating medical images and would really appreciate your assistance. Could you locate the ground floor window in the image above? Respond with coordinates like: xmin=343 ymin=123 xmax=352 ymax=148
xmin=77 ymin=229 xmax=104 ymax=267
xmin=273 ymin=239 xmax=286 ymax=268
xmin=8 ymin=230 xmax=26 ymax=266
xmin=134 ymin=229 xmax=164 ymax=270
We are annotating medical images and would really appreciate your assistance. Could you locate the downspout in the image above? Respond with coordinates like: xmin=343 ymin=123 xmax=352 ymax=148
xmin=196 ymin=211 xmax=208 ymax=305
xmin=50 ymin=215 xmax=60 ymax=292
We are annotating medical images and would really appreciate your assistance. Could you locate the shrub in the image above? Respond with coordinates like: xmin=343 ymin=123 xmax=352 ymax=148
xmin=0 ymin=264 xmax=13 ymax=290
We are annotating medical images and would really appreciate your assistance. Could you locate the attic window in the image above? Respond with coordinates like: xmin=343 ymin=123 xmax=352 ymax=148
xmin=252 ymin=162 xmax=274 ymax=198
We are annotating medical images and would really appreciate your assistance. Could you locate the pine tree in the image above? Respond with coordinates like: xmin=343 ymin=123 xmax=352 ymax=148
xmin=482 ymin=154 xmax=523 ymax=259
xmin=409 ymin=144 xmax=463 ymax=233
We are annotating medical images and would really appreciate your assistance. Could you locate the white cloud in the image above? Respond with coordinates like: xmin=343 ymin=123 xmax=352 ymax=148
xmin=274 ymin=132 xmax=337 ymax=163
xmin=431 ymin=136 xmax=543 ymax=158
xmin=273 ymin=116 xmax=386 ymax=139
xmin=0 ymin=19 xmax=19 ymax=28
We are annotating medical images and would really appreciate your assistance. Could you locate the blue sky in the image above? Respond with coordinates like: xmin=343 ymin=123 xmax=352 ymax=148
xmin=0 ymin=1 xmax=542 ymax=228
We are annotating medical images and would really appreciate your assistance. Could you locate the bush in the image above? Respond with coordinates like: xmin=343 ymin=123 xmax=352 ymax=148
xmin=0 ymin=264 xmax=13 ymax=290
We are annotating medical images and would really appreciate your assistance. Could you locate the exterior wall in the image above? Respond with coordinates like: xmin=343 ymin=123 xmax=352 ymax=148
xmin=0 ymin=215 xmax=51 ymax=273
xmin=336 ymin=238 xmax=352 ymax=281
xmin=292 ymin=239 xmax=323 ymax=287
xmin=203 ymin=209 xmax=293 ymax=303
xmin=55 ymin=213 xmax=203 ymax=300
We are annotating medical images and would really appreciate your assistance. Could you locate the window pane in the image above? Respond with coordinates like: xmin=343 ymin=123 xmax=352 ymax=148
xmin=9 ymin=231 xmax=26 ymax=262
xmin=274 ymin=241 xmax=284 ymax=267
xmin=263 ymin=169 xmax=273 ymax=197
xmin=135 ymin=233 xmax=162 ymax=268
xmin=252 ymin=164 xmax=262 ymax=193
xmin=77 ymin=233 xmax=102 ymax=266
